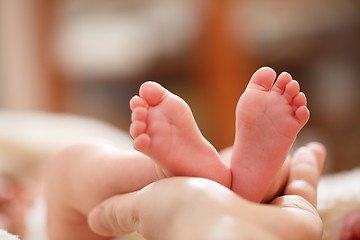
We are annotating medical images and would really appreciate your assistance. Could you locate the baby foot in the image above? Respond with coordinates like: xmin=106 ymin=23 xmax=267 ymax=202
xmin=129 ymin=81 xmax=231 ymax=187
xmin=230 ymin=67 xmax=310 ymax=202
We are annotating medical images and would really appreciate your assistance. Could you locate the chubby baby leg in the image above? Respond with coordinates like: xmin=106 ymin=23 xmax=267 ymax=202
xmin=46 ymin=140 xmax=162 ymax=240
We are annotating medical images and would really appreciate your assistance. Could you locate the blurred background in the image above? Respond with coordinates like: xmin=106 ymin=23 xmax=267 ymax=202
xmin=0 ymin=0 xmax=360 ymax=174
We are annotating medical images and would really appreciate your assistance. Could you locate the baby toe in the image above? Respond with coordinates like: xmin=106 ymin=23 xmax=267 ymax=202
xmin=130 ymin=121 xmax=147 ymax=139
xmin=133 ymin=133 xmax=151 ymax=153
xmin=131 ymin=107 xmax=148 ymax=122
xmin=295 ymin=105 xmax=310 ymax=126
xmin=293 ymin=92 xmax=307 ymax=108
xmin=272 ymin=72 xmax=292 ymax=94
xmin=284 ymin=80 xmax=300 ymax=103
xmin=130 ymin=96 xmax=147 ymax=111
xmin=248 ymin=67 xmax=277 ymax=91
xmin=139 ymin=81 xmax=167 ymax=106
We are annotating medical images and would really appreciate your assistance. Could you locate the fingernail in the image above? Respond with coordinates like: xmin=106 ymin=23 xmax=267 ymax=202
xmin=89 ymin=206 xmax=113 ymax=236
xmin=306 ymin=142 xmax=324 ymax=149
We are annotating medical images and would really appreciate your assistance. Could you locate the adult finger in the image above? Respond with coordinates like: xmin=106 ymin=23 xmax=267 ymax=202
xmin=87 ymin=192 xmax=138 ymax=237
xmin=88 ymin=178 xmax=189 ymax=238
xmin=268 ymin=143 xmax=326 ymax=240
xmin=284 ymin=142 xmax=326 ymax=207
xmin=88 ymin=177 xmax=239 ymax=239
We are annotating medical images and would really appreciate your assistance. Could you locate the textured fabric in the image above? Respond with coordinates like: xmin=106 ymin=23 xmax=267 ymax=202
xmin=0 ymin=230 xmax=20 ymax=240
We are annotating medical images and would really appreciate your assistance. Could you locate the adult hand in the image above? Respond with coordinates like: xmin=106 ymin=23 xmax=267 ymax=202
xmin=88 ymin=143 xmax=326 ymax=240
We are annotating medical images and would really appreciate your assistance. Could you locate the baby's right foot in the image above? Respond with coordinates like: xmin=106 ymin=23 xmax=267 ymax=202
xmin=129 ymin=82 xmax=231 ymax=187
xmin=230 ymin=67 xmax=310 ymax=202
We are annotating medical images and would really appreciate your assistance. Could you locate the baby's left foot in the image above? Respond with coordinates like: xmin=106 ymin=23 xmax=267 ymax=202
xmin=231 ymin=67 xmax=310 ymax=202
xmin=130 ymin=81 xmax=231 ymax=187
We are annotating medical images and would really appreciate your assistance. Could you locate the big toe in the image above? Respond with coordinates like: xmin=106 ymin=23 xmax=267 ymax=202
xmin=248 ymin=67 xmax=277 ymax=91
xmin=139 ymin=81 xmax=167 ymax=106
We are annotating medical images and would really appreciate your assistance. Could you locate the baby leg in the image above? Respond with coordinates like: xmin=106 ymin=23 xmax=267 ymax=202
xmin=130 ymin=82 xmax=231 ymax=187
xmin=46 ymin=139 xmax=169 ymax=240
xmin=231 ymin=67 xmax=310 ymax=202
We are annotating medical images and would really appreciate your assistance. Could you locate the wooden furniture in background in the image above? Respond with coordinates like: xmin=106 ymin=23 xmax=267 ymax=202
xmin=0 ymin=0 xmax=68 ymax=112
xmin=191 ymin=0 xmax=257 ymax=149
xmin=1 ymin=0 xmax=257 ymax=150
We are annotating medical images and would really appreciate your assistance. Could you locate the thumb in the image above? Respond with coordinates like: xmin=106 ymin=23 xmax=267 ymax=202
xmin=87 ymin=192 xmax=139 ymax=237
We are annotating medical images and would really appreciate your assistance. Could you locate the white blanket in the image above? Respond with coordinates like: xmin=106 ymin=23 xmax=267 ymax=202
xmin=0 ymin=230 xmax=19 ymax=240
